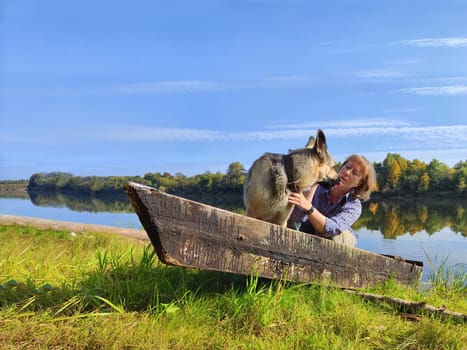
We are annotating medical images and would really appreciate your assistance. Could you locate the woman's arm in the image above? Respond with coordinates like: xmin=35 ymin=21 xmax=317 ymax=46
xmin=288 ymin=187 xmax=326 ymax=234
xmin=288 ymin=188 xmax=361 ymax=236
xmin=322 ymin=202 xmax=362 ymax=237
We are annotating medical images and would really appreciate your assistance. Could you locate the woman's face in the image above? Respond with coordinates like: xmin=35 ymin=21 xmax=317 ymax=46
xmin=338 ymin=160 xmax=363 ymax=191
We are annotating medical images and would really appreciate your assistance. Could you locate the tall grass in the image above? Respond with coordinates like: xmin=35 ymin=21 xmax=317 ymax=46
xmin=1 ymin=224 xmax=465 ymax=349
xmin=422 ymin=247 xmax=466 ymax=310
xmin=427 ymin=256 xmax=466 ymax=292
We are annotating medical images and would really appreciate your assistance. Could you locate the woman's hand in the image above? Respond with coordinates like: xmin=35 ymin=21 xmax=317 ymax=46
xmin=288 ymin=191 xmax=312 ymax=211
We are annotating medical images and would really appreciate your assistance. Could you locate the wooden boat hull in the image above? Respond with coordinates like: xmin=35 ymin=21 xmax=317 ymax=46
xmin=124 ymin=182 xmax=423 ymax=289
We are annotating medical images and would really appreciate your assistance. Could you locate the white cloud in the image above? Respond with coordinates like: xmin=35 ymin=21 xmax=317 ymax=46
xmin=400 ymin=37 xmax=467 ymax=47
xmin=267 ymin=118 xmax=414 ymax=130
xmin=94 ymin=127 xmax=310 ymax=142
xmin=109 ymin=80 xmax=226 ymax=94
xmin=328 ymin=125 xmax=467 ymax=143
xmin=105 ymin=76 xmax=322 ymax=94
xmin=91 ymin=122 xmax=467 ymax=151
xmin=355 ymin=69 xmax=407 ymax=79
xmin=383 ymin=108 xmax=419 ymax=114
xmin=260 ymin=75 xmax=320 ymax=87
xmin=399 ymin=86 xmax=467 ymax=96
xmin=384 ymin=59 xmax=422 ymax=66
xmin=411 ymin=76 xmax=467 ymax=84
xmin=95 ymin=127 xmax=226 ymax=142
xmin=5 ymin=120 xmax=466 ymax=157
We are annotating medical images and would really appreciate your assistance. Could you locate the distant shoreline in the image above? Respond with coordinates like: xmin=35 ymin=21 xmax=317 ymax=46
xmin=0 ymin=183 xmax=28 ymax=192
xmin=0 ymin=182 xmax=464 ymax=200
xmin=0 ymin=183 xmax=29 ymax=199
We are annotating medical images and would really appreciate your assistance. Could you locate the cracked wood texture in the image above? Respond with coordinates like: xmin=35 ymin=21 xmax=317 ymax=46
xmin=124 ymin=182 xmax=423 ymax=289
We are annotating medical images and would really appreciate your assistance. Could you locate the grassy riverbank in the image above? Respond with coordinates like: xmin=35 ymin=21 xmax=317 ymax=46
xmin=1 ymin=225 xmax=465 ymax=349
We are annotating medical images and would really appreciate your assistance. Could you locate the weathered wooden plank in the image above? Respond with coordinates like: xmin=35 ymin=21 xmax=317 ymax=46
xmin=124 ymin=182 xmax=423 ymax=289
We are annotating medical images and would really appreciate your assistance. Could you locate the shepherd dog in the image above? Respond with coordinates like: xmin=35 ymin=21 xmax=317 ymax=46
xmin=243 ymin=129 xmax=338 ymax=227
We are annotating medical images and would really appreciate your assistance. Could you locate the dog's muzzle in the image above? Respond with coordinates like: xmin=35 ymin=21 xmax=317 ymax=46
xmin=318 ymin=177 xmax=340 ymax=189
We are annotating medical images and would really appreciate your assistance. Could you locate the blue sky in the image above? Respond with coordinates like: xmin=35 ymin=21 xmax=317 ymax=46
xmin=1 ymin=0 xmax=467 ymax=180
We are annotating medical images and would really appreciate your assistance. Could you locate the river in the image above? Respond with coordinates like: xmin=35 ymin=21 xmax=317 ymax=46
xmin=1 ymin=193 xmax=465 ymax=283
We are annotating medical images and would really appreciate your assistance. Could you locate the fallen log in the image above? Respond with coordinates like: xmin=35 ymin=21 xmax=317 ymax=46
xmin=345 ymin=290 xmax=466 ymax=322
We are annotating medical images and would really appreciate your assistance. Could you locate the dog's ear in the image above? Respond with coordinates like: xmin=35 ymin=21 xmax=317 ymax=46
xmin=315 ymin=129 xmax=328 ymax=160
xmin=304 ymin=136 xmax=315 ymax=148
xmin=288 ymin=135 xmax=316 ymax=153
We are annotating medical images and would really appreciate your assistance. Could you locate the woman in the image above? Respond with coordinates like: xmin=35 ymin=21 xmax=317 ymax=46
xmin=287 ymin=154 xmax=376 ymax=247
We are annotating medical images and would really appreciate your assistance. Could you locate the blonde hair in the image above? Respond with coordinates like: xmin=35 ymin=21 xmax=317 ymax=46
xmin=343 ymin=154 xmax=376 ymax=201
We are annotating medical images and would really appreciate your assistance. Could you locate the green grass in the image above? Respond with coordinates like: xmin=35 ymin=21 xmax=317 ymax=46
xmin=0 ymin=224 xmax=465 ymax=349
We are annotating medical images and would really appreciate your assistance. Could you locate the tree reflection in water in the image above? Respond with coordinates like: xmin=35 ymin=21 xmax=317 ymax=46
xmin=27 ymin=190 xmax=133 ymax=213
xmin=357 ymin=196 xmax=466 ymax=238
xmin=27 ymin=191 xmax=466 ymax=239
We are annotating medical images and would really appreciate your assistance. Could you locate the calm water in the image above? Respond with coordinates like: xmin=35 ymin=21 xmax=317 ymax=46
xmin=1 ymin=194 xmax=466 ymax=282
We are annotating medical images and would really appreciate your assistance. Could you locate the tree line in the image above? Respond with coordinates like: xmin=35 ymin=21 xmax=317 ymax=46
xmin=25 ymin=154 xmax=466 ymax=196
xmin=374 ymin=154 xmax=466 ymax=194
xmin=27 ymin=162 xmax=246 ymax=196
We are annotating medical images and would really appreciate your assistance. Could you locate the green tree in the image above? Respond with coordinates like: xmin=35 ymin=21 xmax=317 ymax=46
xmin=453 ymin=161 xmax=467 ymax=193
xmin=418 ymin=172 xmax=430 ymax=193
xmin=380 ymin=153 xmax=408 ymax=191
xmin=373 ymin=162 xmax=384 ymax=190
xmin=224 ymin=162 xmax=246 ymax=192
xmin=427 ymin=159 xmax=450 ymax=191
xmin=387 ymin=160 xmax=401 ymax=190
xmin=401 ymin=159 xmax=427 ymax=191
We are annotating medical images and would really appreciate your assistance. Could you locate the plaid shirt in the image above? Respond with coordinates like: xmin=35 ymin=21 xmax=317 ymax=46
xmin=289 ymin=185 xmax=362 ymax=239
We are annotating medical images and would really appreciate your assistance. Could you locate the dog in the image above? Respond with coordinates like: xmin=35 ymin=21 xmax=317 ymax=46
xmin=243 ymin=129 xmax=338 ymax=227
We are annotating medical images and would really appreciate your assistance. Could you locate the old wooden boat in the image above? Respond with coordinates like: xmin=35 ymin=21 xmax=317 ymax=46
xmin=124 ymin=182 xmax=423 ymax=289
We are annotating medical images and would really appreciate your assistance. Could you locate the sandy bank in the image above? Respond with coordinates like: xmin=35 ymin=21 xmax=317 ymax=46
xmin=0 ymin=214 xmax=148 ymax=241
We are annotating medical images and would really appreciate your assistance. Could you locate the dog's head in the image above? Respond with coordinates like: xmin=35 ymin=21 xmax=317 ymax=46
xmin=286 ymin=130 xmax=338 ymax=189
xmin=312 ymin=129 xmax=338 ymax=183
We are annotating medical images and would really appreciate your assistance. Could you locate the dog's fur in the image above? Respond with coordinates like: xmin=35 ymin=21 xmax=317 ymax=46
xmin=243 ymin=129 xmax=338 ymax=226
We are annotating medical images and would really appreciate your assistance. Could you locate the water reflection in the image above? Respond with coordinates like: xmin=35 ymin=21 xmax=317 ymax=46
xmin=358 ymin=197 xmax=466 ymax=238
xmin=27 ymin=190 xmax=133 ymax=213
xmin=18 ymin=191 xmax=467 ymax=238
xmin=26 ymin=190 xmax=245 ymax=214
